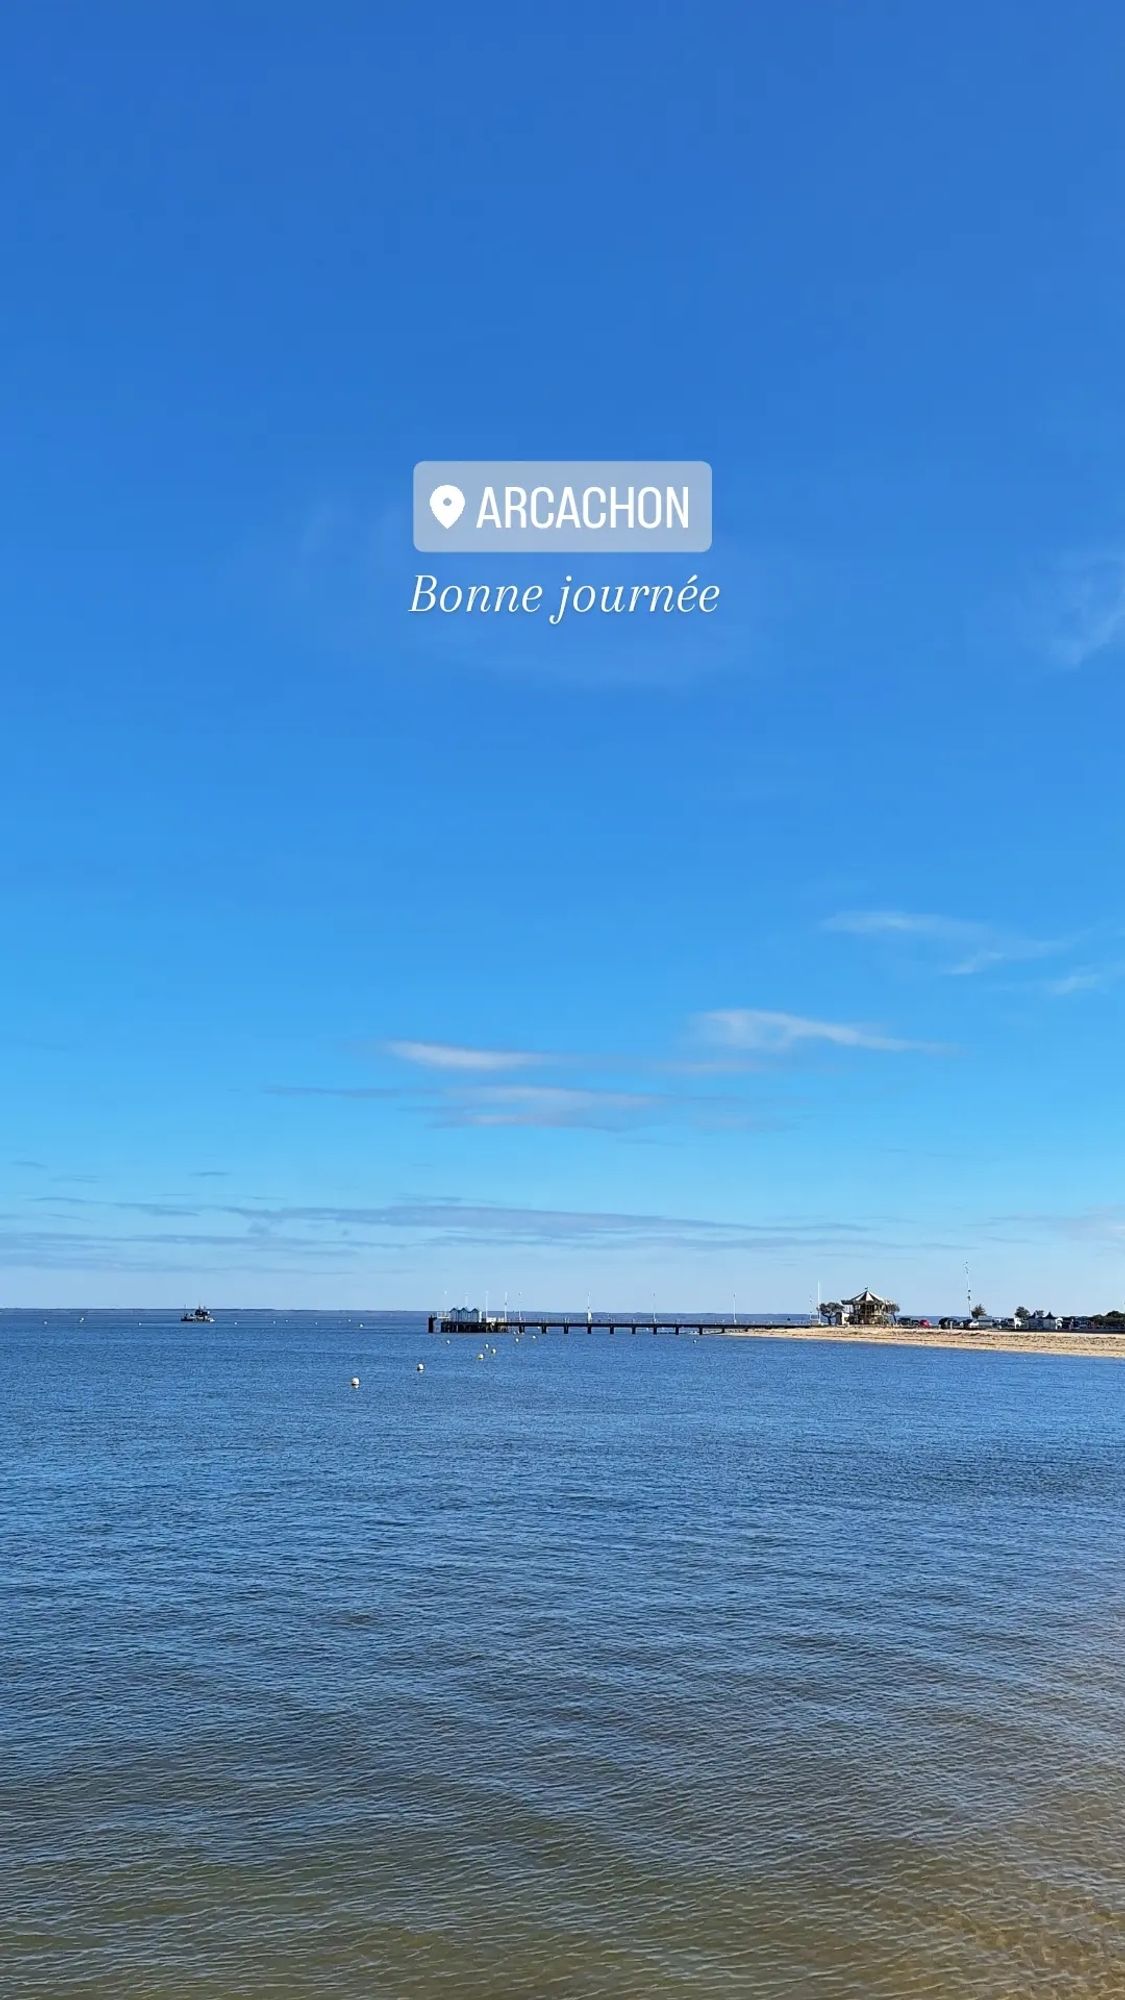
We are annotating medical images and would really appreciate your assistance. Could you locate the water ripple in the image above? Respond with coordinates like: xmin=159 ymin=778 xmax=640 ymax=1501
xmin=1 ymin=1311 xmax=1123 ymax=1996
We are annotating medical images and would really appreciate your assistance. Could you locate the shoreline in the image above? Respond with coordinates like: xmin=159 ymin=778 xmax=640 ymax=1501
xmin=709 ymin=1324 xmax=1125 ymax=1360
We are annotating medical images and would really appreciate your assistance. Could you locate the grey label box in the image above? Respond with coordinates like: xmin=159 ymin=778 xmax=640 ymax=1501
xmin=413 ymin=460 xmax=712 ymax=553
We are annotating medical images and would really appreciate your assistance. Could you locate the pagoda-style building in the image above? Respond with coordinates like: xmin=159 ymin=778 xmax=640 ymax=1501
xmin=820 ymin=1289 xmax=899 ymax=1328
xmin=842 ymin=1288 xmax=898 ymax=1327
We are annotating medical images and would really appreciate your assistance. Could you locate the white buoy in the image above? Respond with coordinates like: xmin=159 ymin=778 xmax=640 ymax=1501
xmin=350 ymin=1376 xmax=360 ymax=1389
xmin=416 ymin=1362 xmax=425 ymax=1373
xmin=477 ymin=1351 xmax=484 ymax=1360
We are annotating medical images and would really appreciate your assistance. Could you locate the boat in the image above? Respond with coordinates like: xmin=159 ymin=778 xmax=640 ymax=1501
xmin=180 ymin=1305 xmax=215 ymax=1324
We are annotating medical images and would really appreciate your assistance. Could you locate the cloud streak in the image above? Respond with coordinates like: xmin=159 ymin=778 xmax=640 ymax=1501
xmin=437 ymin=1085 xmax=659 ymax=1129
xmin=384 ymin=1039 xmax=551 ymax=1073
xmin=268 ymin=1076 xmax=769 ymax=1131
xmin=696 ymin=1008 xmax=946 ymax=1056
xmin=0 ymin=1190 xmax=968 ymax=1282
xmin=986 ymin=1205 xmax=1125 ymax=1249
xmin=1040 ymin=550 xmax=1125 ymax=670
xmin=825 ymin=910 xmax=978 ymax=945
xmin=1043 ymin=963 xmax=1125 ymax=998
xmin=824 ymin=909 xmax=1066 ymax=977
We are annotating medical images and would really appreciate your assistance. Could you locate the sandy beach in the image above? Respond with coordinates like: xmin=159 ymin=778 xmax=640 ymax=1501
xmin=711 ymin=1324 xmax=1125 ymax=1360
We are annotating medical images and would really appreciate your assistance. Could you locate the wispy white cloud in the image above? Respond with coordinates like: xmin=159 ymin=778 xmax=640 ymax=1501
xmin=272 ymin=1076 xmax=768 ymax=1132
xmin=696 ymin=1008 xmax=946 ymax=1056
xmin=441 ymin=1085 xmax=657 ymax=1129
xmin=824 ymin=910 xmax=975 ymax=943
xmin=283 ymin=1004 xmax=944 ymax=1119
xmin=1041 ymin=550 xmax=1125 ymax=670
xmin=1043 ymin=963 xmax=1125 ymax=998
xmin=824 ymin=909 xmax=1066 ymax=977
xmin=988 ymin=1205 xmax=1125 ymax=1249
xmin=443 ymin=1084 xmax=771 ymax=1132
xmin=267 ymin=1084 xmax=406 ymax=1099
xmin=383 ymin=1039 xmax=549 ymax=1073
xmin=0 ymin=1190 xmax=961 ymax=1276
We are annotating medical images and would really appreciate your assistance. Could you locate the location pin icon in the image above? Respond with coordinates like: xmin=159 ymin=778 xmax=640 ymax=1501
xmin=429 ymin=482 xmax=466 ymax=528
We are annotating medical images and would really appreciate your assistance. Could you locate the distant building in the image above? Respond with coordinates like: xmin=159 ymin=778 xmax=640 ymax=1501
xmin=843 ymin=1289 xmax=898 ymax=1326
xmin=442 ymin=1304 xmax=508 ymax=1331
xmin=819 ymin=1288 xmax=899 ymax=1328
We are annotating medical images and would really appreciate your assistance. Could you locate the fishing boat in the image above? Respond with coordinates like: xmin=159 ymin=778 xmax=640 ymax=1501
xmin=180 ymin=1305 xmax=215 ymax=1324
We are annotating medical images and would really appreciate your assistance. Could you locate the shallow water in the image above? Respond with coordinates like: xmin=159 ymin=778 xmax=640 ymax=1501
xmin=2 ymin=1310 xmax=1123 ymax=1997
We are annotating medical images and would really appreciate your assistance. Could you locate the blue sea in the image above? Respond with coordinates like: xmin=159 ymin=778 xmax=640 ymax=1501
xmin=2 ymin=1310 xmax=1123 ymax=1997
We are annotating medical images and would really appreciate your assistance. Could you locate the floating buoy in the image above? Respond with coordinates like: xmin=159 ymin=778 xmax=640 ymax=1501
xmin=416 ymin=1362 xmax=425 ymax=1373
xmin=477 ymin=1351 xmax=485 ymax=1360
xmin=350 ymin=1376 xmax=360 ymax=1389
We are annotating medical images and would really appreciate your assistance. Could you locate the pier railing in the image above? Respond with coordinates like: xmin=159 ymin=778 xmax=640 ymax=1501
xmin=429 ymin=1315 xmax=743 ymax=1336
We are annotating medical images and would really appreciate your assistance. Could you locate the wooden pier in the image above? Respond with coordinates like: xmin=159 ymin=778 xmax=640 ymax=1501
xmin=428 ymin=1314 xmax=719 ymax=1336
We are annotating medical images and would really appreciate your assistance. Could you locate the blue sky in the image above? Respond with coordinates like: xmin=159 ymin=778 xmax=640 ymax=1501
xmin=3 ymin=2 xmax=1125 ymax=1310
